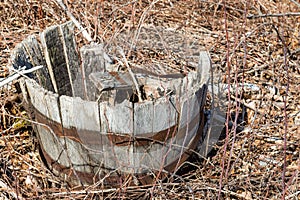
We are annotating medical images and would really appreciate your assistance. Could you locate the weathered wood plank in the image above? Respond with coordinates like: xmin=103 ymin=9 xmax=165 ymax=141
xmin=134 ymin=101 xmax=154 ymax=135
xmin=99 ymin=100 xmax=133 ymax=134
xmin=64 ymin=136 xmax=95 ymax=173
xmin=11 ymin=42 xmax=32 ymax=70
xmin=25 ymin=79 xmax=61 ymax=122
xmin=100 ymin=100 xmax=133 ymax=169
xmin=133 ymin=96 xmax=179 ymax=172
xmin=89 ymin=72 xmax=134 ymax=104
xmin=59 ymin=22 xmax=84 ymax=98
xmin=89 ymin=72 xmax=133 ymax=91
xmin=59 ymin=95 xmax=101 ymax=132
xmin=177 ymin=87 xmax=203 ymax=147
xmin=25 ymin=79 xmax=81 ymax=172
xmin=80 ymin=44 xmax=109 ymax=100
xmin=18 ymin=78 xmax=29 ymax=104
xmin=59 ymin=95 xmax=103 ymax=160
xmin=103 ymin=143 xmax=135 ymax=173
xmin=179 ymin=72 xmax=198 ymax=97
xmin=80 ymin=44 xmax=107 ymax=73
xmin=158 ymin=86 xmax=205 ymax=166
xmin=100 ymin=117 xmax=134 ymax=171
xmin=22 ymin=35 xmax=54 ymax=92
xmin=133 ymin=143 xmax=167 ymax=172
xmin=28 ymin=90 xmax=100 ymax=174
xmin=153 ymin=96 xmax=178 ymax=133
xmin=38 ymin=125 xmax=95 ymax=174
xmin=100 ymin=134 xmax=117 ymax=170
xmin=11 ymin=35 xmax=55 ymax=91
xmin=198 ymin=51 xmax=211 ymax=85
xmin=11 ymin=42 xmax=39 ymax=83
xmin=40 ymin=24 xmax=72 ymax=96
xmin=37 ymin=124 xmax=69 ymax=167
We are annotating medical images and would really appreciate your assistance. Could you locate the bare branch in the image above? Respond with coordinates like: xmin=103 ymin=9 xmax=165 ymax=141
xmin=247 ymin=12 xmax=300 ymax=19
xmin=54 ymin=0 xmax=93 ymax=43
xmin=117 ymin=47 xmax=142 ymax=102
xmin=290 ymin=0 xmax=300 ymax=8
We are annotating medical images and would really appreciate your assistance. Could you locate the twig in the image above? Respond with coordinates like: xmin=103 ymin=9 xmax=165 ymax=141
xmin=290 ymin=48 xmax=300 ymax=56
xmin=0 ymin=180 xmax=21 ymax=200
xmin=281 ymin=21 xmax=289 ymax=200
xmin=287 ymin=191 xmax=300 ymax=199
xmin=289 ymin=0 xmax=300 ymax=8
xmin=206 ymin=186 xmax=253 ymax=199
xmin=247 ymin=12 xmax=300 ymax=19
xmin=218 ymin=0 xmax=230 ymax=199
xmin=117 ymin=47 xmax=142 ymax=101
xmin=126 ymin=0 xmax=160 ymax=63
xmin=54 ymin=0 xmax=93 ymax=43
xmin=0 ymin=65 xmax=43 ymax=88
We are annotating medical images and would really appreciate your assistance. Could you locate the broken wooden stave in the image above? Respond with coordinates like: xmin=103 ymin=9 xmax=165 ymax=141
xmin=11 ymin=21 xmax=210 ymax=186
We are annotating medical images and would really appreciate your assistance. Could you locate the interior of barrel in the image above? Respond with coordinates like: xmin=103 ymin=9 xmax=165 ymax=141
xmin=11 ymin=21 xmax=211 ymax=186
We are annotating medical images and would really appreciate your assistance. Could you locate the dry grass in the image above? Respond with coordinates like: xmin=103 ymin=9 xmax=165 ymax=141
xmin=0 ymin=0 xmax=299 ymax=199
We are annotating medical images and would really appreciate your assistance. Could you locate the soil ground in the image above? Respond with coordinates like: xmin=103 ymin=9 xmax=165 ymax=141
xmin=0 ymin=0 xmax=299 ymax=199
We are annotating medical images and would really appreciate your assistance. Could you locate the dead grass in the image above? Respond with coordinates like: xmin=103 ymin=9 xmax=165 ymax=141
xmin=0 ymin=0 xmax=299 ymax=199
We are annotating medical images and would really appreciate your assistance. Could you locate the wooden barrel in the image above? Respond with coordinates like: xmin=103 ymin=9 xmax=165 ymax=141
xmin=11 ymin=21 xmax=210 ymax=186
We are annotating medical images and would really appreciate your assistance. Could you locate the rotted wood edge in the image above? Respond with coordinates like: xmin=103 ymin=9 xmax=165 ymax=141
xmin=80 ymin=44 xmax=109 ymax=101
xmin=40 ymin=23 xmax=71 ymax=96
xmin=39 ymin=21 xmax=83 ymax=97
xmin=60 ymin=22 xmax=83 ymax=98
xmin=10 ymin=35 xmax=54 ymax=92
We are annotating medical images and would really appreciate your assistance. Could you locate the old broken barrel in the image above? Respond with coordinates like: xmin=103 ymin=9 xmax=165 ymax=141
xmin=11 ymin=22 xmax=210 ymax=186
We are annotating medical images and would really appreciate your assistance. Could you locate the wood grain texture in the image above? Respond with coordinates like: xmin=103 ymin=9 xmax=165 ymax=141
xmin=198 ymin=51 xmax=211 ymax=85
xmin=59 ymin=22 xmax=84 ymax=98
xmin=25 ymin=79 xmax=61 ymax=123
xmin=23 ymin=35 xmax=54 ymax=91
xmin=103 ymin=143 xmax=135 ymax=173
xmin=99 ymin=100 xmax=133 ymax=134
xmin=18 ymin=78 xmax=29 ymax=104
xmin=80 ymin=44 xmax=108 ymax=100
xmin=100 ymin=100 xmax=134 ymax=170
xmin=59 ymin=95 xmax=100 ymax=131
xmin=178 ymin=86 xmax=205 ymax=146
xmin=38 ymin=124 xmax=95 ymax=173
xmin=59 ymin=96 xmax=104 ymax=165
xmin=90 ymin=71 xmax=134 ymax=104
xmin=134 ymin=101 xmax=154 ymax=135
xmin=40 ymin=24 xmax=72 ymax=96
xmin=36 ymin=124 xmax=69 ymax=167
xmin=11 ymin=42 xmax=40 ymax=83
xmin=153 ymin=96 xmax=178 ymax=133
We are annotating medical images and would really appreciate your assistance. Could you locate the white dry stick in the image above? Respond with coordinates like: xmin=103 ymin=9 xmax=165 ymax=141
xmin=117 ymin=47 xmax=142 ymax=101
xmin=0 ymin=65 xmax=44 ymax=88
xmin=55 ymin=0 xmax=93 ymax=43
xmin=290 ymin=0 xmax=300 ymax=8
xmin=0 ymin=180 xmax=22 ymax=200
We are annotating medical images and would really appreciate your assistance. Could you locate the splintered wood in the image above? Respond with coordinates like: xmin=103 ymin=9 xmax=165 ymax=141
xmin=11 ymin=21 xmax=210 ymax=186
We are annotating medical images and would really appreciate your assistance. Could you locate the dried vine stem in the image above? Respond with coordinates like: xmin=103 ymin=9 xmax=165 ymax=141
xmin=218 ymin=0 xmax=231 ymax=198
xmin=247 ymin=12 xmax=300 ymax=19
xmin=118 ymin=47 xmax=142 ymax=102
xmin=289 ymin=0 xmax=300 ymax=8
xmin=54 ymin=0 xmax=93 ymax=43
